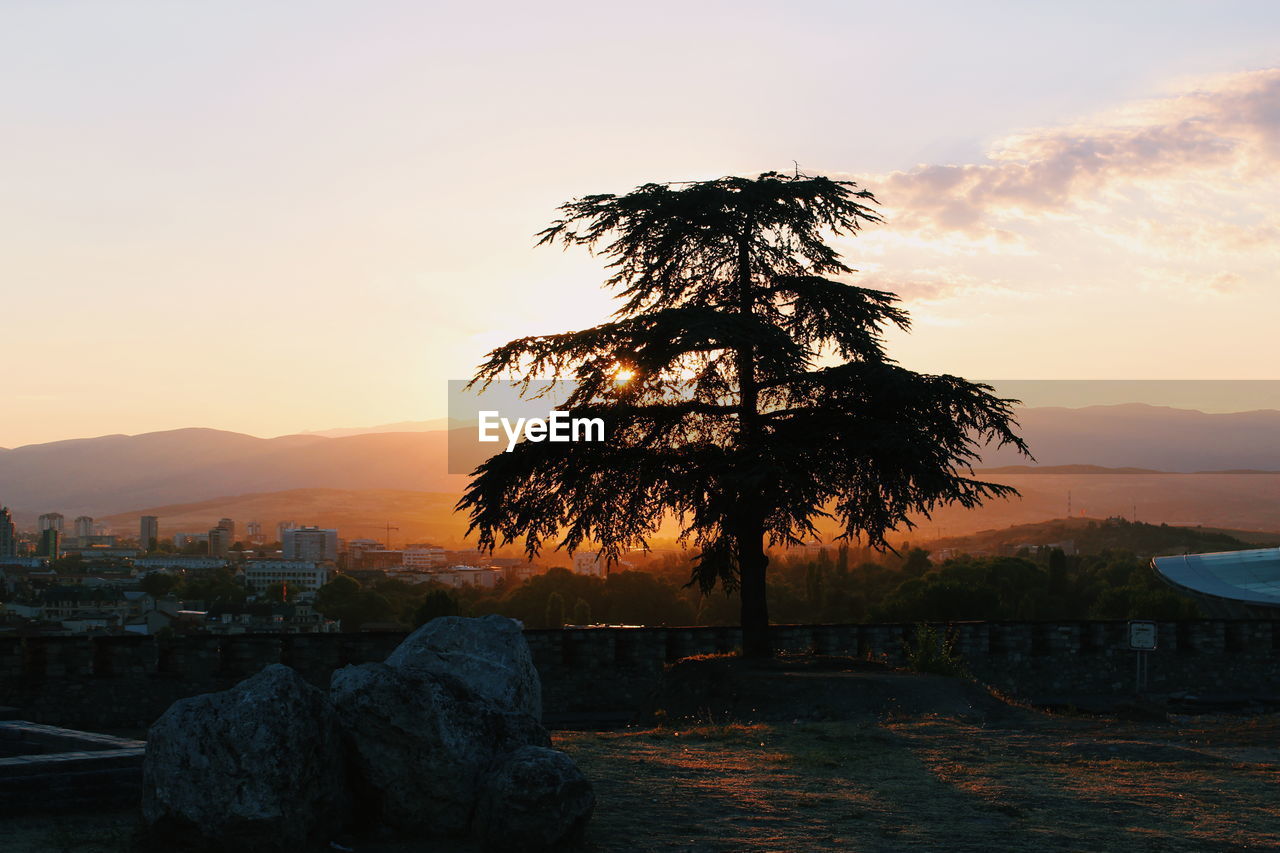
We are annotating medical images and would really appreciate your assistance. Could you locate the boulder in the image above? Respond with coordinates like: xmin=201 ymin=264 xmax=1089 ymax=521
xmin=331 ymin=661 xmax=550 ymax=835
xmin=142 ymin=664 xmax=346 ymax=851
xmin=474 ymin=746 xmax=596 ymax=853
xmin=385 ymin=613 xmax=542 ymax=718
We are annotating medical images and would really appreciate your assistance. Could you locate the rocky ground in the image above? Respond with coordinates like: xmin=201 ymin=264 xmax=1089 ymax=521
xmin=3 ymin=657 xmax=1278 ymax=852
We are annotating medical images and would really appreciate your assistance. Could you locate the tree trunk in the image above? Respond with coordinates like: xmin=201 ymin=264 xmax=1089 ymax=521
xmin=737 ymin=513 xmax=771 ymax=658
xmin=732 ymin=221 xmax=772 ymax=658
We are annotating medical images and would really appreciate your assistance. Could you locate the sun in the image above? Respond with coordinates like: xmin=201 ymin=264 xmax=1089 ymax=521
xmin=614 ymin=367 xmax=636 ymax=385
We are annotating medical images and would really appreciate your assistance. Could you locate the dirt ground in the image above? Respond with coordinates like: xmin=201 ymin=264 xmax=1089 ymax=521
xmin=558 ymin=713 xmax=1280 ymax=852
xmin=4 ymin=661 xmax=1279 ymax=852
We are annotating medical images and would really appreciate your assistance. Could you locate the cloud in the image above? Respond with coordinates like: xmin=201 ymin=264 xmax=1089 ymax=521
xmin=875 ymin=68 xmax=1280 ymax=241
xmin=856 ymin=268 xmax=1005 ymax=304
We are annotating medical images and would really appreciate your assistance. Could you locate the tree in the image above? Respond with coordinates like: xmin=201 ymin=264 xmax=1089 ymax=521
xmin=414 ymin=588 xmax=461 ymax=626
xmin=315 ymin=574 xmax=362 ymax=617
xmin=459 ymin=171 xmax=1028 ymax=657
xmin=140 ymin=572 xmax=178 ymax=598
xmin=544 ymin=592 xmax=566 ymax=629
xmin=263 ymin=582 xmax=295 ymax=603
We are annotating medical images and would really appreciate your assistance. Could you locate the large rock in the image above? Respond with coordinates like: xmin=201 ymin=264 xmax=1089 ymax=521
xmin=474 ymin=746 xmax=596 ymax=853
xmin=331 ymin=661 xmax=550 ymax=834
xmin=385 ymin=613 xmax=542 ymax=718
xmin=142 ymin=664 xmax=347 ymax=851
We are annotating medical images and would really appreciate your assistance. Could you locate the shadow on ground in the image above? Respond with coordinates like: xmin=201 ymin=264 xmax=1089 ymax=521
xmin=2 ymin=655 xmax=1277 ymax=852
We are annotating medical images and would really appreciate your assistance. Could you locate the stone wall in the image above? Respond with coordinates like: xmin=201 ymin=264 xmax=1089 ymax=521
xmin=1 ymin=621 xmax=1277 ymax=730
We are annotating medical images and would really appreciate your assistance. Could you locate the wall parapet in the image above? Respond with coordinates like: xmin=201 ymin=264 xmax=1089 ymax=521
xmin=0 ymin=620 xmax=1275 ymax=729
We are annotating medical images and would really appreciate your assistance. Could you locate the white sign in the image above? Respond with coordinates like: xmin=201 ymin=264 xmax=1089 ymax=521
xmin=1128 ymin=620 xmax=1158 ymax=650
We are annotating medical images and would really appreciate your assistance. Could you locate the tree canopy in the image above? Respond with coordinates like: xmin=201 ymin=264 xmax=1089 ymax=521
xmin=459 ymin=171 xmax=1028 ymax=655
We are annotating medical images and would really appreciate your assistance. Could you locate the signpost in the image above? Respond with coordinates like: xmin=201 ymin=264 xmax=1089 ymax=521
xmin=1128 ymin=620 xmax=1157 ymax=694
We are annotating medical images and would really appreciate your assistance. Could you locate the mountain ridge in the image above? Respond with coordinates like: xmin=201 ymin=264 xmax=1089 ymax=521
xmin=3 ymin=403 xmax=1279 ymax=522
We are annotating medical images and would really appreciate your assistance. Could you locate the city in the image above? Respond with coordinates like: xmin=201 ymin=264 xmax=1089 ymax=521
xmin=0 ymin=507 xmax=609 ymax=637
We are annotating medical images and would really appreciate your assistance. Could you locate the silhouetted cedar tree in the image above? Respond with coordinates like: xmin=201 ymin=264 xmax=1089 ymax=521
xmin=458 ymin=171 xmax=1029 ymax=657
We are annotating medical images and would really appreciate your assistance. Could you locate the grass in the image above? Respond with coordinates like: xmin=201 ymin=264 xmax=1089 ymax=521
xmin=3 ymin=713 xmax=1278 ymax=851
xmin=556 ymin=713 xmax=1280 ymax=852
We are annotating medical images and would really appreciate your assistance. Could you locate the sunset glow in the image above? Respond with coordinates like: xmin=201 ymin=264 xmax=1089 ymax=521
xmin=4 ymin=2 xmax=1280 ymax=447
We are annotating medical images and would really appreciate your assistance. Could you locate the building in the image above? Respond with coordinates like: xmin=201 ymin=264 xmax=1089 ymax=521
xmin=355 ymin=549 xmax=404 ymax=570
xmin=572 ymin=551 xmax=606 ymax=577
xmin=133 ymin=556 xmax=229 ymax=572
xmin=243 ymin=560 xmax=332 ymax=594
xmin=345 ymin=538 xmax=384 ymax=563
xmin=37 ymin=586 xmax=130 ymax=626
xmin=245 ymin=520 xmax=264 ymax=544
xmin=217 ymin=518 xmax=236 ymax=541
xmin=38 ymin=513 xmax=65 ymax=533
xmin=208 ymin=524 xmax=235 ymax=558
xmin=140 ymin=516 xmax=159 ymax=551
xmin=73 ymin=516 xmax=95 ymax=539
xmin=276 ymin=520 xmax=297 ymax=543
xmin=203 ymin=601 xmax=336 ymax=634
xmin=429 ymin=566 xmax=503 ymax=589
xmin=37 ymin=528 xmax=60 ymax=559
xmin=173 ymin=532 xmax=210 ymax=549
xmin=0 ymin=508 xmax=16 ymax=559
xmin=61 ymin=545 xmax=139 ymax=559
xmin=403 ymin=543 xmax=446 ymax=569
xmin=282 ymin=527 xmax=339 ymax=562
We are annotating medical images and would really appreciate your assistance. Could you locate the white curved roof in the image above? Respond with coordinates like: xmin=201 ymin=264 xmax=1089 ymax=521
xmin=1152 ymin=547 xmax=1280 ymax=607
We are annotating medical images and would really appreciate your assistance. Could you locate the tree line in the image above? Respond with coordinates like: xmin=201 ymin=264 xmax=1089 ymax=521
xmin=305 ymin=543 xmax=1197 ymax=632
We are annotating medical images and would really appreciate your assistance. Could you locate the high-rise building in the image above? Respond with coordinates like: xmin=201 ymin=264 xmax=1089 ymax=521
xmin=0 ymin=507 xmax=16 ymax=559
xmin=37 ymin=528 xmax=61 ymax=559
xmin=276 ymin=520 xmax=297 ymax=543
xmin=38 ymin=513 xmax=65 ymax=533
xmin=217 ymin=518 xmax=236 ymax=541
xmin=74 ymin=516 xmax=94 ymax=539
xmin=140 ymin=516 xmax=159 ymax=551
xmin=245 ymin=520 xmax=264 ymax=544
xmin=208 ymin=524 xmax=235 ymax=558
xmin=282 ymin=526 xmax=338 ymax=562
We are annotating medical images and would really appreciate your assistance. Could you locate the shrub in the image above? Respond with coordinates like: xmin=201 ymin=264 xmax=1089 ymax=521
xmin=904 ymin=622 xmax=969 ymax=678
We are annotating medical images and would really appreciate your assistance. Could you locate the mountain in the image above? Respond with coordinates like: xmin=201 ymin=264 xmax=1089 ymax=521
xmin=889 ymin=468 xmax=1280 ymax=540
xmin=0 ymin=428 xmax=472 ymax=519
xmin=979 ymin=404 xmax=1280 ymax=470
xmin=920 ymin=517 xmax=1280 ymax=558
xmin=4 ymin=403 xmax=1280 ymax=528
xmin=299 ymin=419 xmax=465 ymax=438
xmin=96 ymin=469 xmax=1280 ymax=550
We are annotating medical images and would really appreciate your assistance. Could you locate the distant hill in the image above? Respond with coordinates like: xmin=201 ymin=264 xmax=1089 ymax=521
xmin=922 ymin=517 xmax=1279 ymax=558
xmin=979 ymin=404 xmax=1280 ymax=470
xmin=92 ymin=468 xmax=1280 ymax=552
xmin=889 ymin=468 xmax=1280 ymax=541
xmin=0 ymin=428 xmax=472 ymax=519
xmin=4 ymin=403 xmax=1280 ymax=530
xmin=299 ymin=419 xmax=465 ymax=438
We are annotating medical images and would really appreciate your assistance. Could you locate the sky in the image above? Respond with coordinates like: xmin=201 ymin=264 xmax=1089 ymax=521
xmin=4 ymin=1 xmax=1280 ymax=448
